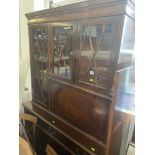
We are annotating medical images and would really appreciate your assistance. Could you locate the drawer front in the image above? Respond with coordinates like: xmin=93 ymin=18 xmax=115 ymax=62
xmin=49 ymin=127 xmax=90 ymax=155
xmin=32 ymin=103 xmax=106 ymax=155
xmin=37 ymin=117 xmax=49 ymax=131
xmin=50 ymin=81 xmax=110 ymax=142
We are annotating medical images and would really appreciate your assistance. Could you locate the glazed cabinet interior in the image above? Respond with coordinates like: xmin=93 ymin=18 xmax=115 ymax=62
xmin=26 ymin=0 xmax=135 ymax=155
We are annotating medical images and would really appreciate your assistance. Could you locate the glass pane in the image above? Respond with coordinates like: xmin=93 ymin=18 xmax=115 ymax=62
xmin=53 ymin=26 xmax=73 ymax=79
xmin=32 ymin=26 xmax=48 ymax=63
xmin=79 ymin=23 xmax=114 ymax=87
xmin=32 ymin=76 xmax=48 ymax=106
xmin=31 ymin=26 xmax=48 ymax=106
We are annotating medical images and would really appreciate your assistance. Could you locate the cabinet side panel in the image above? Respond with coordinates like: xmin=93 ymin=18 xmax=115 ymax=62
xmin=110 ymin=67 xmax=134 ymax=155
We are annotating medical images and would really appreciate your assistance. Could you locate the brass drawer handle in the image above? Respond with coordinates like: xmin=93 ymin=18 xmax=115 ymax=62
xmin=90 ymin=147 xmax=96 ymax=152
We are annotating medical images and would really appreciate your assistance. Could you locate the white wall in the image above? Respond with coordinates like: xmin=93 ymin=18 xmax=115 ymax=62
xmin=19 ymin=0 xmax=34 ymax=108
xmin=34 ymin=0 xmax=46 ymax=10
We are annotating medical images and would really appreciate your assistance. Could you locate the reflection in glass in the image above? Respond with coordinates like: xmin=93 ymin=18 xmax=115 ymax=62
xmin=32 ymin=27 xmax=48 ymax=62
xmin=33 ymin=76 xmax=48 ymax=106
xmin=79 ymin=24 xmax=114 ymax=87
xmin=31 ymin=26 xmax=48 ymax=106
xmin=31 ymin=61 xmax=48 ymax=106
xmin=119 ymin=17 xmax=135 ymax=68
xmin=53 ymin=26 xmax=73 ymax=79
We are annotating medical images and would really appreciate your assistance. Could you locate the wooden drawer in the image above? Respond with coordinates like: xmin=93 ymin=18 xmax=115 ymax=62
xmin=49 ymin=127 xmax=105 ymax=155
xmin=37 ymin=117 xmax=49 ymax=132
xmin=32 ymin=103 xmax=106 ymax=155
xmin=49 ymin=127 xmax=90 ymax=155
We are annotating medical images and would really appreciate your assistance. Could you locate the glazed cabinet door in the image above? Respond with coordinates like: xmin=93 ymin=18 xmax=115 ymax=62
xmin=76 ymin=17 xmax=119 ymax=94
xmin=29 ymin=24 xmax=49 ymax=108
xmin=49 ymin=21 xmax=77 ymax=83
